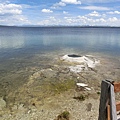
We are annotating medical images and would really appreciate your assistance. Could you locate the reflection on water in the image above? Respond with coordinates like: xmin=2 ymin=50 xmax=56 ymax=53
xmin=0 ymin=37 xmax=24 ymax=49
xmin=0 ymin=27 xmax=26 ymax=49
xmin=0 ymin=27 xmax=120 ymax=56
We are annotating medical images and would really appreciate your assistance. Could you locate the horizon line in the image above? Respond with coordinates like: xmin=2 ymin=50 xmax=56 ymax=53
xmin=0 ymin=25 xmax=120 ymax=28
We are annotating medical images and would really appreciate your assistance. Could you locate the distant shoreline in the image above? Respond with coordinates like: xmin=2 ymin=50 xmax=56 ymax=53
xmin=0 ymin=25 xmax=120 ymax=28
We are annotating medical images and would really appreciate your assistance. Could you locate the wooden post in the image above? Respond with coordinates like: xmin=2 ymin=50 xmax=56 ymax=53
xmin=113 ymin=82 xmax=120 ymax=93
xmin=98 ymin=80 xmax=117 ymax=120
xmin=107 ymin=105 xmax=111 ymax=120
xmin=109 ymin=84 xmax=117 ymax=120
xmin=98 ymin=80 xmax=111 ymax=120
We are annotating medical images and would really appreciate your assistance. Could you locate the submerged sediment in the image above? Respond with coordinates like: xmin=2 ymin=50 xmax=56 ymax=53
xmin=0 ymin=53 xmax=120 ymax=120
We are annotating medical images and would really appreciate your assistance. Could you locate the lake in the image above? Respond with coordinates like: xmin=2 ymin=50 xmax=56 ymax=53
xmin=0 ymin=26 xmax=120 ymax=58
xmin=0 ymin=26 xmax=120 ymax=107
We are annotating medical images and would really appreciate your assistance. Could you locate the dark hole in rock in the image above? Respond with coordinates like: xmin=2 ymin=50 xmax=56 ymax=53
xmin=68 ymin=54 xmax=82 ymax=58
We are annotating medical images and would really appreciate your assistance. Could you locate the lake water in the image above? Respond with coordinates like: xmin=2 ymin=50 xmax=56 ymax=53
xmin=0 ymin=26 xmax=120 ymax=106
xmin=0 ymin=26 xmax=120 ymax=58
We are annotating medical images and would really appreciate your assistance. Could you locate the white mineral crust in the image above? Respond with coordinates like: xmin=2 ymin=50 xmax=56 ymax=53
xmin=61 ymin=54 xmax=100 ymax=73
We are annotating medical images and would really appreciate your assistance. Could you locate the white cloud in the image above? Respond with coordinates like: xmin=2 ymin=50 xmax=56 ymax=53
xmin=0 ymin=14 xmax=30 ymax=25
xmin=108 ymin=17 xmax=118 ymax=22
xmin=37 ymin=16 xmax=61 ymax=26
xmin=63 ymin=11 xmax=68 ymax=14
xmin=0 ymin=3 xmax=22 ymax=15
xmin=61 ymin=0 xmax=81 ymax=4
xmin=41 ymin=9 xmax=53 ymax=13
xmin=107 ymin=17 xmax=120 ymax=26
xmin=0 ymin=0 xmax=119 ymax=26
xmin=95 ymin=18 xmax=106 ymax=23
xmin=56 ymin=2 xmax=66 ymax=7
xmin=107 ymin=11 xmax=120 ymax=14
xmin=51 ymin=2 xmax=66 ymax=9
xmin=58 ymin=2 xmax=66 ymax=6
xmin=79 ymin=6 xmax=110 ymax=11
xmin=80 ymin=0 xmax=119 ymax=3
xmin=0 ymin=3 xmax=30 ymax=25
xmin=63 ymin=15 xmax=120 ymax=26
xmin=51 ymin=0 xmax=81 ymax=9
xmin=36 ymin=14 xmax=120 ymax=26
xmin=87 ymin=11 xmax=101 ymax=17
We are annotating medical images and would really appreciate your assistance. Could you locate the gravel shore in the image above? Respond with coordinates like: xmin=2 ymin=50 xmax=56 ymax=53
xmin=0 ymin=89 xmax=100 ymax=120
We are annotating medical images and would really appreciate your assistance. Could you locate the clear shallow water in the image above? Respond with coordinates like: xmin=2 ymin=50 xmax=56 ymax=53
xmin=0 ymin=26 xmax=120 ymax=107
xmin=0 ymin=26 xmax=120 ymax=59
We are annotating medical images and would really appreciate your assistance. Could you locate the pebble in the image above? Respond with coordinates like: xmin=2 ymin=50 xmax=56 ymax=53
xmin=0 ymin=97 xmax=6 ymax=110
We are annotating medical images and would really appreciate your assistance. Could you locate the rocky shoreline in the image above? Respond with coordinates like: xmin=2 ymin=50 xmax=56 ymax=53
xmin=0 ymin=54 xmax=120 ymax=120
xmin=0 ymin=89 xmax=100 ymax=120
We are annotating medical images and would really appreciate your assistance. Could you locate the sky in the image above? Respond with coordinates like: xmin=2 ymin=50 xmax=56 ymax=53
xmin=0 ymin=0 xmax=120 ymax=26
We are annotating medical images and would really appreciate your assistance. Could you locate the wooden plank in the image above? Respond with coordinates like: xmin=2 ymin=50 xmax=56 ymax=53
xmin=116 ymin=101 xmax=120 ymax=111
xmin=107 ymin=105 xmax=111 ymax=120
xmin=110 ymin=84 xmax=117 ymax=120
xmin=98 ymin=80 xmax=111 ymax=120
xmin=113 ymin=82 xmax=120 ymax=93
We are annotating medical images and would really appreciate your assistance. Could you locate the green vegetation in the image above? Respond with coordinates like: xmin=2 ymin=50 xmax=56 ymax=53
xmin=38 ymin=78 xmax=75 ymax=96
xmin=73 ymin=94 xmax=86 ymax=101
xmin=97 ymin=91 xmax=101 ymax=95
xmin=51 ymin=80 xmax=75 ymax=94
xmin=55 ymin=111 xmax=70 ymax=120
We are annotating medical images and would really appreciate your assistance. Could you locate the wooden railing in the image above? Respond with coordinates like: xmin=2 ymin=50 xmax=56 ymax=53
xmin=98 ymin=80 xmax=120 ymax=120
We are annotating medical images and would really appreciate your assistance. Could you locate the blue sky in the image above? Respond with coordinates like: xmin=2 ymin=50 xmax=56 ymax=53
xmin=0 ymin=0 xmax=120 ymax=26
